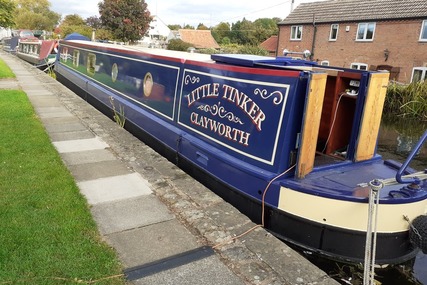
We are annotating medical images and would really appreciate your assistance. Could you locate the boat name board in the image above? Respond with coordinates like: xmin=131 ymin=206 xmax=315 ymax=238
xmin=179 ymin=70 xmax=290 ymax=165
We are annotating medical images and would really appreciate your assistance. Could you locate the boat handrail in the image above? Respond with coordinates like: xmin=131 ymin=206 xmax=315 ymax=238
xmin=395 ymin=130 xmax=427 ymax=184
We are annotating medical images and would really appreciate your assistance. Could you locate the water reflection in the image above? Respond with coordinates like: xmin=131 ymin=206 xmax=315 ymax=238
xmin=377 ymin=116 xmax=427 ymax=284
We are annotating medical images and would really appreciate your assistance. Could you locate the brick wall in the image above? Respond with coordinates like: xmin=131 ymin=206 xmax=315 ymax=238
xmin=277 ymin=19 xmax=427 ymax=83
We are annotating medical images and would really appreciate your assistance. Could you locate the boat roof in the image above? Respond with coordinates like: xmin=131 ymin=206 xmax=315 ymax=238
xmin=62 ymin=40 xmax=215 ymax=63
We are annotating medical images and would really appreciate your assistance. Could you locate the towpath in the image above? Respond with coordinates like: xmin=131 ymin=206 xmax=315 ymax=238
xmin=0 ymin=50 xmax=339 ymax=285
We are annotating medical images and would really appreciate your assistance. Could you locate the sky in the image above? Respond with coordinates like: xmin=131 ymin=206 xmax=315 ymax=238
xmin=49 ymin=0 xmax=325 ymax=27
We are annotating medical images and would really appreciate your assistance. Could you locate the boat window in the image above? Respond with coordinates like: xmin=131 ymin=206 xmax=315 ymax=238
xmin=62 ymin=48 xmax=69 ymax=62
xmin=111 ymin=63 xmax=118 ymax=82
xmin=87 ymin=53 xmax=96 ymax=76
xmin=73 ymin=50 xmax=80 ymax=67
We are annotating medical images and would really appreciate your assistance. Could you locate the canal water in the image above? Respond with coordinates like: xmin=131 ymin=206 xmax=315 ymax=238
xmin=376 ymin=116 xmax=427 ymax=285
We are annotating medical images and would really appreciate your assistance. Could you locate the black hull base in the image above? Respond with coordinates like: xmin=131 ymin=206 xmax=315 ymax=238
xmin=56 ymin=72 xmax=418 ymax=265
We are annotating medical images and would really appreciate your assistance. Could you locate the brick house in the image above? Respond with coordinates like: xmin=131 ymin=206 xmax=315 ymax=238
xmin=260 ymin=35 xmax=278 ymax=56
xmin=277 ymin=0 xmax=427 ymax=83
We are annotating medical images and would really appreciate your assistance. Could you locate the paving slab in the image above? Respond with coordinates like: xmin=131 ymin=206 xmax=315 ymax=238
xmin=22 ymin=89 xmax=52 ymax=98
xmin=105 ymin=219 xmax=200 ymax=268
xmin=133 ymin=254 xmax=246 ymax=285
xmin=59 ymin=149 xmax=117 ymax=165
xmin=91 ymin=195 xmax=174 ymax=235
xmin=77 ymin=172 xmax=152 ymax=205
xmin=52 ymin=137 xmax=109 ymax=153
xmin=35 ymin=106 xmax=73 ymax=118
xmin=44 ymin=121 xmax=88 ymax=133
xmin=48 ymin=130 xmax=95 ymax=142
xmin=27 ymin=95 xmax=61 ymax=107
xmin=68 ymin=160 xmax=132 ymax=181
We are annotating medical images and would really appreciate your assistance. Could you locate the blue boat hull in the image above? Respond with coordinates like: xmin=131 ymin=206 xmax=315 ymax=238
xmin=54 ymin=39 xmax=427 ymax=265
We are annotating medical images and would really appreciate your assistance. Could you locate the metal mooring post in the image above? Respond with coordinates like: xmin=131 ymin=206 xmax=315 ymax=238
xmin=363 ymin=179 xmax=384 ymax=285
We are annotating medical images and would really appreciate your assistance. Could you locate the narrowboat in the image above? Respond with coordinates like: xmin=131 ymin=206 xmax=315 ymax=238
xmin=16 ymin=38 xmax=58 ymax=68
xmin=54 ymin=36 xmax=427 ymax=265
xmin=2 ymin=29 xmax=36 ymax=53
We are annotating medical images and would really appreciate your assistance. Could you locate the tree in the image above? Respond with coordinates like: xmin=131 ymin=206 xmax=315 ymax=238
xmin=13 ymin=0 xmax=60 ymax=30
xmin=86 ymin=15 xmax=101 ymax=29
xmin=58 ymin=14 xmax=92 ymax=39
xmin=197 ymin=23 xmax=208 ymax=30
xmin=0 ymin=0 xmax=15 ymax=27
xmin=167 ymin=38 xmax=192 ymax=51
xmin=183 ymin=24 xmax=194 ymax=30
xmin=62 ymin=14 xmax=86 ymax=26
xmin=168 ymin=24 xmax=181 ymax=30
xmin=212 ymin=22 xmax=231 ymax=44
xmin=231 ymin=18 xmax=257 ymax=45
xmin=253 ymin=18 xmax=279 ymax=43
xmin=99 ymin=0 xmax=151 ymax=43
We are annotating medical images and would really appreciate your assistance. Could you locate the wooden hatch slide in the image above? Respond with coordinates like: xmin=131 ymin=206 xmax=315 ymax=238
xmin=355 ymin=72 xmax=390 ymax=161
xmin=296 ymin=72 xmax=328 ymax=179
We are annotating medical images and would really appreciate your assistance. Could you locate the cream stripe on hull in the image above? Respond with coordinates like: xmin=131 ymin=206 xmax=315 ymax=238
xmin=278 ymin=187 xmax=427 ymax=233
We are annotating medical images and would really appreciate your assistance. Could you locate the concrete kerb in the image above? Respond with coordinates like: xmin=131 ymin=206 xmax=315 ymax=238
xmin=0 ymin=50 xmax=339 ymax=285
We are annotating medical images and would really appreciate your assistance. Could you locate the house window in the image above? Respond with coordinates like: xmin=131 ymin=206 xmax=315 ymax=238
xmin=351 ymin=63 xmax=368 ymax=70
xmin=329 ymin=24 xmax=339 ymax=41
xmin=420 ymin=20 xmax=427 ymax=41
xmin=290 ymin=25 xmax=302 ymax=40
xmin=411 ymin=67 xmax=427 ymax=82
xmin=356 ymin=22 xmax=376 ymax=41
xmin=320 ymin=60 xmax=330 ymax=66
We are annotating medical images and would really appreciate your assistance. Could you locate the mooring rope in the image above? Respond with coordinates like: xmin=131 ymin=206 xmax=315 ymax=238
xmin=363 ymin=179 xmax=384 ymax=285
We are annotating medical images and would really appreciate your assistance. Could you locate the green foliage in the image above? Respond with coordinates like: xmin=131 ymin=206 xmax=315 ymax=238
xmin=62 ymin=14 xmax=86 ymax=26
xmin=95 ymin=28 xmax=114 ymax=41
xmin=253 ymin=18 xmax=279 ymax=42
xmin=212 ymin=18 xmax=279 ymax=47
xmin=13 ymin=0 xmax=60 ymax=30
xmin=86 ymin=15 xmax=101 ymax=29
xmin=237 ymin=45 xmax=269 ymax=56
xmin=168 ymin=24 xmax=181 ymax=30
xmin=0 ymin=90 xmax=125 ymax=284
xmin=183 ymin=24 xmax=194 ymax=30
xmin=99 ymin=0 xmax=151 ymax=43
xmin=0 ymin=58 xmax=15 ymax=78
xmin=212 ymin=22 xmax=231 ymax=44
xmin=219 ymin=43 xmax=268 ymax=55
xmin=197 ymin=23 xmax=209 ymax=30
xmin=58 ymin=14 xmax=93 ymax=39
xmin=0 ymin=0 xmax=15 ymax=27
xmin=60 ymin=24 xmax=92 ymax=39
xmin=197 ymin=48 xmax=218 ymax=55
xmin=231 ymin=18 xmax=257 ymax=45
xmin=109 ymin=96 xmax=126 ymax=128
xmin=167 ymin=38 xmax=193 ymax=51
xmin=385 ymin=80 xmax=427 ymax=120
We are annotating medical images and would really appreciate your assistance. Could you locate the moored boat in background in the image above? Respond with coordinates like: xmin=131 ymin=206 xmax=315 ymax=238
xmin=54 ymin=35 xmax=427 ymax=265
xmin=16 ymin=38 xmax=57 ymax=68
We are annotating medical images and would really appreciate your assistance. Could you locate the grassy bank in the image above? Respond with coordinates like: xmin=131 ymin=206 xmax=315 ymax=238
xmin=0 ymin=58 xmax=15 ymax=78
xmin=0 ymin=90 xmax=125 ymax=284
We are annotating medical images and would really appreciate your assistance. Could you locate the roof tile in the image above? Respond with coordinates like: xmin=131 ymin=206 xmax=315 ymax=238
xmin=280 ymin=0 xmax=427 ymax=24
